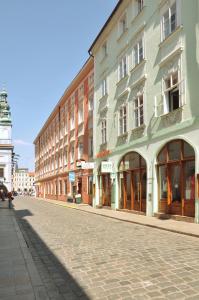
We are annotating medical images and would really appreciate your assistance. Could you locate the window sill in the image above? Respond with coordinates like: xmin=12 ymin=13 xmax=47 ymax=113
xmin=131 ymin=6 xmax=145 ymax=25
xmin=99 ymin=94 xmax=108 ymax=102
xmin=131 ymin=124 xmax=145 ymax=133
xmin=130 ymin=59 xmax=146 ymax=74
xmin=117 ymin=28 xmax=128 ymax=43
xmin=159 ymin=25 xmax=183 ymax=48
xmin=118 ymin=132 xmax=128 ymax=138
xmin=116 ymin=74 xmax=128 ymax=86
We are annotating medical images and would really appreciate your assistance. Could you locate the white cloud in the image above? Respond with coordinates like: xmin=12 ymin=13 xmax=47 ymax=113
xmin=13 ymin=139 xmax=33 ymax=146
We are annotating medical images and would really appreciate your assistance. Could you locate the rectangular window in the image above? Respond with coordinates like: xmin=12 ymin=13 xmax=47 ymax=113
xmin=119 ymin=13 xmax=127 ymax=36
xmin=70 ymin=104 xmax=75 ymax=130
xmin=88 ymin=93 xmax=94 ymax=111
xmin=162 ymin=2 xmax=177 ymax=40
xmin=89 ymin=136 xmax=93 ymax=157
xmin=119 ymin=106 xmax=127 ymax=135
xmin=164 ymin=72 xmax=180 ymax=113
xmin=78 ymin=101 xmax=84 ymax=124
xmin=101 ymin=78 xmax=107 ymax=97
xmin=137 ymin=0 xmax=144 ymax=14
xmin=78 ymin=143 xmax=84 ymax=160
xmin=133 ymin=39 xmax=143 ymax=67
xmin=59 ymin=180 xmax=62 ymax=195
xmin=134 ymin=94 xmax=144 ymax=128
xmin=70 ymin=144 xmax=75 ymax=163
xmin=102 ymin=42 xmax=107 ymax=58
xmin=118 ymin=56 xmax=127 ymax=81
xmin=101 ymin=120 xmax=107 ymax=144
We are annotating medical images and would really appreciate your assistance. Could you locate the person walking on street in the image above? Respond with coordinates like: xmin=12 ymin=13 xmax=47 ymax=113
xmin=0 ymin=189 xmax=5 ymax=201
xmin=7 ymin=191 xmax=14 ymax=209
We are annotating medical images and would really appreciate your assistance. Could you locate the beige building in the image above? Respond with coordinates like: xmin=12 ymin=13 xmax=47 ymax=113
xmin=13 ymin=168 xmax=35 ymax=194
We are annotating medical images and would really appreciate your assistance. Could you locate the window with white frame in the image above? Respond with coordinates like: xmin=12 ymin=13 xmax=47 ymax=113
xmin=134 ymin=94 xmax=144 ymax=128
xmin=133 ymin=39 xmax=144 ymax=67
xmin=119 ymin=105 xmax=127 ymax=135
xmin=63 ymin=147 xmax=67 ymax=165
xmin=79 ymin=84 xmax=84 ymax=100
xmin=118 ymin=13 xmax=127 ymax=37
xmin=162 ymin=1 xmax=177 ymax=40
xmin=137 ymin=0 xmax=144 ymax=14
xmin=101 ymin=119 xmax=107 ymax=144
xmin=70 ymin=144 xmax=75 ymax=163
xmin=118 ymin=55 xmax=128 ymax=81
xmin=78 ymin=142 xmax=84 ymax=159
xmin=101 ymin=78 xmax=107 ymax=97
xmin=78 ymin=100 xmax=84 ymax=124
xmin=88 ymin=93 xmax=94 ymax=111
xmin=88 ymin=72 xmax=94 ymax=89
xmin=164 ymin=71 xmax=180 ymax=113
xmin=70 ymin=103 xmax=75 ymax=130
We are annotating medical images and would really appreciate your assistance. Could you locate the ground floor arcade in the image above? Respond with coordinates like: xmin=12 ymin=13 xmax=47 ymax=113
xmin=94 ymin=135 xmax=199 ymax=223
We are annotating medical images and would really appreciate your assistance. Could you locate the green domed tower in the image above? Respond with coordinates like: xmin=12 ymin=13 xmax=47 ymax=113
xmin=0 ymin=89 xmax=11 ymax=125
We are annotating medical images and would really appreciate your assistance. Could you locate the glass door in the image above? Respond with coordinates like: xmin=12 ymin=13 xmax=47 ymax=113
xmin=169 ymin=164 xmax=182 ymax=215
xmin=140 ymin=170 xmax=147 ymax=213
xmin=132 ymin=171 xmax=140 ymax=211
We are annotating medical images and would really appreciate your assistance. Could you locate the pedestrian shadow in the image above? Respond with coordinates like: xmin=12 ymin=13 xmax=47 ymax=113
xmin=14 ymin=208 xmax=90 ymax=300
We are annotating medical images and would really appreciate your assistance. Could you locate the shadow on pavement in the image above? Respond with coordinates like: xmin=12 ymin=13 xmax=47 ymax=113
xmin=14 ymin=208 xmax=90 ymax=300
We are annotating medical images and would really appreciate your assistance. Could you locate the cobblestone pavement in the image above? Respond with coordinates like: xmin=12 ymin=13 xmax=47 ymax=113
xmin=14 ymin=196 xmax=199 ymax=300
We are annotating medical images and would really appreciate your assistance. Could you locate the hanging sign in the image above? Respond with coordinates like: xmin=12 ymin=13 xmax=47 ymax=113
xmin=101 ymin=161 xmax=113 ymax=173
xmin=81 ymin=162 xmax=95 ymax=169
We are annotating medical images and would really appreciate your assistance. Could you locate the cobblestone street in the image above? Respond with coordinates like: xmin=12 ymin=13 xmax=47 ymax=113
xmin=14 ymin=196 xmax=199 ymax=300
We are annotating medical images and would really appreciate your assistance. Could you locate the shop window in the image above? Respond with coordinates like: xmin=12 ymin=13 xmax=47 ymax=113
xmin=184 ymin=161 xmax=195 ymax=201
xmin=168 ymin=140 xmax=181 ymax=161
xmin=158 ymin=146 xmax=167 ymax=163
xmin=184 ymin=142 xmax=195 ymax=158
xmin=88 ymin=176 xmax=93 ymax=195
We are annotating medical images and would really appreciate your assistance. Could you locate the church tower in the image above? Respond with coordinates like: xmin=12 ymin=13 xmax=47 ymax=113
xmin=0 ymin=89 xmax=13 ymax=192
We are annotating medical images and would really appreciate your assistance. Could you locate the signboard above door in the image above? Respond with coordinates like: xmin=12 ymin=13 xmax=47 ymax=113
xmin=101 ymin=161 xmax=113 ymax=173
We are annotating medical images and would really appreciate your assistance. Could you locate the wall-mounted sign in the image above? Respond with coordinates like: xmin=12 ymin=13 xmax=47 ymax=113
xmin=101 ymin=161 xmax=113 ymax=173
xmin=81 ymin=162 xmax=95 ymax=169
xmin=69 ymin=172 xmax=75 ymax=182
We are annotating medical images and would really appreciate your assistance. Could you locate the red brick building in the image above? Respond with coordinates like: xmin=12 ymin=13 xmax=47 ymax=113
xmin=34 ymin=58 xmax=94 ymax=204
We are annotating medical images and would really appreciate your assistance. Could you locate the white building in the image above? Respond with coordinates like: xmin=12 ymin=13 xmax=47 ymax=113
xmin=13 ymin=168 xmax=35 ymax=194
xmin=0 ymin=90 xmax=13 ymax=193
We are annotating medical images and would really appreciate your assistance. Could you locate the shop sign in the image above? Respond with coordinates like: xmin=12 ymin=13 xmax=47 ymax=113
xmin=101 ymin=161 xmax=113 ymax=173
xmin=81 ymin=162 xmax=95 ymax=169
xmin=69 ymin=172 xmax=75 ymax=182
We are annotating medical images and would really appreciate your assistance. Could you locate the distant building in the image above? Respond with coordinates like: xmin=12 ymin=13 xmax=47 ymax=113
xmin=13 ymin=168 xmax=35 ymax=194
xmin=0 ymin=90 xmax=13 ymax=193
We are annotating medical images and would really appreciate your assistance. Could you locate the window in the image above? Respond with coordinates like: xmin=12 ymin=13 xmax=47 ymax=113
xmin=134 ymin=94 xmax=144 ymax=128
xmin=78 ymin=143 xmax=84 ymax=159
xmin=118 ymin=56 xmax=127 ymax=81
xmin=88 ymin=93 xmax=94 ymax=111
xmin=79 ymin=84 xmax=84 ymax=100
xmin=133 ymin=39 xmax=144 ymax=67
xmin=119 ymin=13 xmax=127 ymax=36
xmin=164 ymin=72 xmax=180 ymax=113
xmin=88 ymin=72 xmax=94 ymax=89
xmin=119 ymin=106 xmax=127 ymax=135
xmin=101 ymin=120 xmax=107 ymax=144
xmin=70 ymin=144 xmax=75 ymax=163
xmin=162 ymin=2 xmax=177 ymax=40
xmin=59 ymin=180 xmax=62 ymax=195
xmin=137 ymin=0 xmax=144 ymax=14
xmin=102 ymin=42 xmax=107 ymax=58
xmin=70 ymin=104 xmax=75 ymax=130
xmin=101 ymin=78 xmax=107 ymax=97
xmin=78 ymin=101 xmax=84 ymax=124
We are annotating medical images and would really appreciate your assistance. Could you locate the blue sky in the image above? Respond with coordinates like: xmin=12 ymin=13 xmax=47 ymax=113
xmin=0 ymin=0 xmax=118 ymax=170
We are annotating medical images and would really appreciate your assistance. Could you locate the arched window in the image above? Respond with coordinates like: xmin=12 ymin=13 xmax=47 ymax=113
xmin=157 ymin=140 xmax=195 ymax=217
xmin=119 ymin=152 xmax=147 ymax=212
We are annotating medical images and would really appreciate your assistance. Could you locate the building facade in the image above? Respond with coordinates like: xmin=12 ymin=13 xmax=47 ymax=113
xmin=0 ymin=90 xmax=13 ymax=193
xmin=89 ymin=0 xmax=199 ymax=222
xmin=34 ymin=58 xmax=94 ymax=204
xmin=13 ymin=168 xmax=35 ymax=194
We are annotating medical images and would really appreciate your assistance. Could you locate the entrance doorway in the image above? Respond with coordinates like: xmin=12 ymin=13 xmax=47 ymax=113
xmin=119 ymin=152 xmax=147 ymax=213
xmin=101 ymin=174 xmax=111 ymax=206
xmin=158 ymin=140 xmax=195 ymax=217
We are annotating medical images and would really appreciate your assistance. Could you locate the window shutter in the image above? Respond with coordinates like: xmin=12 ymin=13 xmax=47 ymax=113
xmin=154 ymin=94 xmax=164 ymax=117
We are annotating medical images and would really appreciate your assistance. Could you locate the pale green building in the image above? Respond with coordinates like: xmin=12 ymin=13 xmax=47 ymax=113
xmin=89 ymin=0 xmax=199 ymax=222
